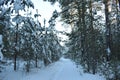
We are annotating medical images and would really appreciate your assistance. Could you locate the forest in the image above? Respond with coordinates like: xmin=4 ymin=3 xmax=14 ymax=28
xmin=0 ymin=0 xmax=120 ymax=80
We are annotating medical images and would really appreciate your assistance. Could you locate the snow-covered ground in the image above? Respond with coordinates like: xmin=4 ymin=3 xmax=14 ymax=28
xmin=0 ymin=58 xmax=105 ymax=80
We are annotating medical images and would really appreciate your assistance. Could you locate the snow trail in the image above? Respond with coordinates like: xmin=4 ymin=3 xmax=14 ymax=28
xmin=22 ymin=58 xmax=105 ymax=80
xmin=52 ymin=58 xmax=81 ymax=80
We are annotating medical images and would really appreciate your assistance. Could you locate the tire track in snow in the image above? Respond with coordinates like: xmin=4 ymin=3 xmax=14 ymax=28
xmin=51 ymin=62 xmax=64 ymax=80
xmin=50 ymin=58 xmax=82 ymax=80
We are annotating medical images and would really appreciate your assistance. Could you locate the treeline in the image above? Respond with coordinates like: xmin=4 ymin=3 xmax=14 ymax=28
xmin=45 ymin=0 xmax=120 ymax=80
xmin=0 ymin=0 xmax=63 ymax=72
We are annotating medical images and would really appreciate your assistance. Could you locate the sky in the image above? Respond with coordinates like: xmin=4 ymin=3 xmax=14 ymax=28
xmin=31 ymin=0 xmax=71 ymax=31
xmin=31 ymin=0 xmax=71 ymax=45
xmin=31 ymin=0 xmax=61 ymax=28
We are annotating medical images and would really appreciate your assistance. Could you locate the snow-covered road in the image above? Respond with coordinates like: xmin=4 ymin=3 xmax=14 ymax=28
xmin=22 ymin=58 xmax=105 ymax=80
xmin=51 ymin=58 xmax=81 ymax=80
xmin=0 ymin=58 xmax=105 ymax=80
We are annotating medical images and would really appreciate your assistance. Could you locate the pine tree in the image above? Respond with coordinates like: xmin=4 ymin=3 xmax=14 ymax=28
xmin=0 ymin=0 xmax=34 ymax=71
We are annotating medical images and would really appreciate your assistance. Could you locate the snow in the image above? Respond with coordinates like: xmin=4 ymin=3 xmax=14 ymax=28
xmin=0 ymin=35 xmax=2 ymax=45
xmin=25 ymin=0 xmax=34 ymax=8
xmin=0 ymin=51 xmax=3 ymax=61
xmin=0 ymin=0 xmax=4 ymax=6
xmin=0 ymin=58 xmax=105 ymax=80
xmin=107 ymin=47 xmax=111 ymax=55
xmin=12 ymin=15 xmax=26 ymax=24
xmin=13 ymin=0 xmax=24 ymax=13
xmin=0 ymin=35 xmax=3 ymax=61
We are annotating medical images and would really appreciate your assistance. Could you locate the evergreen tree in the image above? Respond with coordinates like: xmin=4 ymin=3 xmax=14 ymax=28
xmin=41 ymin=10 xmax=62 ymax=66
xmin=45 ymin=0 xmax=120 ymax=79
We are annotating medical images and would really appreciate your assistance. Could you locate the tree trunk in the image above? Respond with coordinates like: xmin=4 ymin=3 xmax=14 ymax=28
xmin=87 ymin=61 xmax=90 ymax=73
xmin=26 ymin=60 xmax=30 ymax=72
xmin=14 ymin=23 xmax=18 ymax=71
xmin=104 ymin=0 xmax=112 ymax=61
xmin=35 ymin=55 xmax=38 ymax=68
xmin=14 ymin=53 xmax=17 ymax=71
xmin=81 ymin=0 xmax=86 ymax=61
xmin=92 ymin=60 xmax=97 ymax=74
xmin=118 ymin=0 xmax=120 ymax=8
